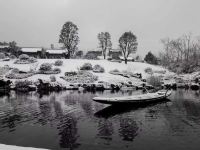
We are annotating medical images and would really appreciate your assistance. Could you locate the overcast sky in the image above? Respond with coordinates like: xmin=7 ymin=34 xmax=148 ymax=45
xmin=0 ymin=0 xmax=200 ymax=55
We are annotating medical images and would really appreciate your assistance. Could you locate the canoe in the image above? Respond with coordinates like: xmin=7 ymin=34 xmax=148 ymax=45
xmin=93 ymin=90 xmax=172 ymax=105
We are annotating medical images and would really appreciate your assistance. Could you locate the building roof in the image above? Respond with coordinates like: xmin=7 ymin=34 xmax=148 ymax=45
xmin=21 ymin=47 xmax=42 ymax=53
xmin=46 ymin=49 xmax=68 ymax=54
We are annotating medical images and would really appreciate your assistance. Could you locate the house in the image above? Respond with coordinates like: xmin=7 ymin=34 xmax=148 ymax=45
xmin=108 ymin=49 xmax=122 ymax=59
xmin=20 ymin=47 xmax=43 ymax=58
xmin=46 ymin=49 xmax=68 ymax=59
xmin=0 ymin=45 xmax=9 ymax=53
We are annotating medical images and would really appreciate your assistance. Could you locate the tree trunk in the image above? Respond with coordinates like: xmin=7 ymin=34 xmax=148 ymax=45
xmin=125 ymin=58 xmax=127 ymax=64
xmin=103 ymin=53 xmax=106 ymax=59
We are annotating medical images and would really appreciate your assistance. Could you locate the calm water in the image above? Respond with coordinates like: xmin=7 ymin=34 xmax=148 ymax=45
xmin=0 ymin=90 xmax=200 ymax=150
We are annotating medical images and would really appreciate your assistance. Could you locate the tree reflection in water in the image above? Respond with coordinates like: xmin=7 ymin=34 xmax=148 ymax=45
xmin=97 ymin=119 xmax=114 ymax=145
xmin=119 ymin=117 xmax=138 ymax=141
xmin=41 ymin=93 xmax=81 ymax=149
xmin=57 ymin=115 xmax=80 ymax=149
xmin=1 ymin=114 xmax=22 ymax=132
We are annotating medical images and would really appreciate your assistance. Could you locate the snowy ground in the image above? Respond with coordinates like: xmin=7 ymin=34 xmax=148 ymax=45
xmin=0 ymin=59 xmax=171 ymax=86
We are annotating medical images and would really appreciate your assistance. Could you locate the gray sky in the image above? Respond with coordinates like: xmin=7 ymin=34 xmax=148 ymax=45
xmin=0 ymin=0 xmax=200 ymax=56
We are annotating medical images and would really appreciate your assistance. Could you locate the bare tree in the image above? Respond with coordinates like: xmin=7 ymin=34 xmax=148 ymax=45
xmin=119 ymin=31 xmax=138 ymax=64
xmin=161 ymin=34 xmax=200 ymax=73
xmin=98 ymin=32 xmax=112 ymax=59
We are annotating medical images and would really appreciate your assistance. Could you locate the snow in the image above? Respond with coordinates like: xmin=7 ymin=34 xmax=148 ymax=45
xmin=21 ymin=48 xmax=42 ymax=53
xmin=46 ymin=49 xmax=67 ymax=54
xmin=0 ymin=144 xmax=48 ymax=150
xmin=0 ymin=59 xmax=170 ymax=86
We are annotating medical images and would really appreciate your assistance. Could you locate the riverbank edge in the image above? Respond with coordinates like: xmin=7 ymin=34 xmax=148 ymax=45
xmin=0 ymin=144 xmax=48 ymax=150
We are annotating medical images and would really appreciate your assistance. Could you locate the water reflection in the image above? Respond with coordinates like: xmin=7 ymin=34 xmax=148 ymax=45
xmin=119 ymin=118 xmax=138 ymax=141
xmin=94 ymin=100 xmax=170 ymax=119
xmin=97 ymin=119 xmax=114 ymax=145
xmin=58 ymin=114 xmax=80 ymax=149
xmin=0 ymin=90 xmax=199 ymax=150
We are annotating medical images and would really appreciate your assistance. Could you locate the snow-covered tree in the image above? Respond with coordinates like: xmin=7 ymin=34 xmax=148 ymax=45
xmin=119 ymin=31 xmax=138 ymax=64
xmin=59 ymin=21 xmax=79 ymax=58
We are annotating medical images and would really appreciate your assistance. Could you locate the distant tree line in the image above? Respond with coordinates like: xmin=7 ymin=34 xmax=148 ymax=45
xmin=0 ymin=41 xmax=20 ymax=56
xmin=159 ymin=34 xmax=200 ymax=73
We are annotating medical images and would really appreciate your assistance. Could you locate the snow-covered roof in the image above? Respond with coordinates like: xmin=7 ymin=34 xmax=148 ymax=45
xmin=46 ymin=49 xmax=68 ymax=54
xmin=21 ymin=47 xmax=42 ymax=53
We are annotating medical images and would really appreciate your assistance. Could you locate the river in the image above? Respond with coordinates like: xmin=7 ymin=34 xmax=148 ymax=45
xmin=0 ymin=89 xmax=200 ymax=150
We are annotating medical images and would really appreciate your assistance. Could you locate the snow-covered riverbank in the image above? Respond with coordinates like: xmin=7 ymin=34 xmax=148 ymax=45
xmin=0 ymin=59 xmax=171 ymax=87
xmin=0 ymin=144 xmax=48 ymax=150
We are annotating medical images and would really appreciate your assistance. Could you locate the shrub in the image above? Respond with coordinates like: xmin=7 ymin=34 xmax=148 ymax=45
xmin=39 ymin=63 xmax=52 ymax=71
xmin=80 ymin=63 xmax=93 ymax=70
xmin=61 ymin=71 xmax=98 ymax=83
xmin=147 ymin=75 xmax=162 ymax=87
xmin=15 ymin=80 xmax=32 ymax=89
xmin=109 ymin=69 xmax=120 ymax=75
xmin=0 ymin=66 xmax=10 ymax=75
xmin=19 ymin=54 xmax=29 ymax=60
xmin=93 ymin=64 xmax=105 ymax=73
xmin=111 ymin=69 xmax=119 ymax=73
xmin=144 ymin=52 xmax=158 ymax=65
xmin=6 ymin=72 xmax=34 ymax=79
xmin=15 ymin=54 xmax=37 ymax=64
xmin=84 ymin=53 xmax=99 ymax=60
xmin=29 ymin=57 xmax=37 ymax=63
xmin=9 ymin=55 xmax=17 ymax=59
xmin=75 ymin=51 xmax=83 ymax=58
xmin=0 ymin=53 xmax=6 ymax=59
xmin=54 ymin=60 xmax=63 ymax=66
xmin=65 ymin=71 xmax=77 ymax=76
xmin=50 ymin=75 xmax=56 ymax=82
xmin=11 ymin=68 xmax=20 ymax=74
xmin=144 ymin=67 xmax=153 ymax=74
xmin=53 ymin=68 xmax=61 ymax=73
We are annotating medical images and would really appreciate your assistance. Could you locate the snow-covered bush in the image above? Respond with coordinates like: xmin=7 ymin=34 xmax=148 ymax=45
xmin=19 ymin=54 xmax=29 ymax=60
xmin=65 ymin=71 xmax=77 ymax=76
xmin=15 ymin=54 xmax=37 ymax=64
xmin=38 ymin=63 xmax=61 ymax=74
xmin=50 ymin=75 xmax=56 ymax=82
xmin=6 ymin=72 xmax=34 ymax=79
xmin=109 ymin=69 xmax=120 ymax=75
xmin=93 ymin=64 xmax=105 ymax=73
xmin=15 ymin=80 xmax=32 ymax=89
xmin=53 ymin=68 xmax=61 ymax=74
xmin=29 ymin=57 xmax=37 ymax=63
xmin=9 ymin=55 xmax=17 ymax=59
xmin=61 ymin=71 xmax=98 ymax=83
xmin=11 ymin=68 xmax=20 ymax=74
xmin=147 ymin=75 xmax=162 ymax=87
xmin=39 ymin=63 xmax=52 ymax=72
xmin=144 ymin=67 xmax=153 ymax=74
xmin=112 ymin=69 xmax=119 ymax=72
xmin=0 ymin=53 xmax=6 ymax=59
xmin=80 ymin=63 xmax=93 ymax=70
xmin=0 ymin=66 xmax=10 ymax=75
xmin=54 ymin=60 xmax=63 ymax=66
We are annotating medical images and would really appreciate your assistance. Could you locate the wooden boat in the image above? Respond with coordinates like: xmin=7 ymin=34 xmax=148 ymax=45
xmin=93 ymin=89 xmax=172 ymax=105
